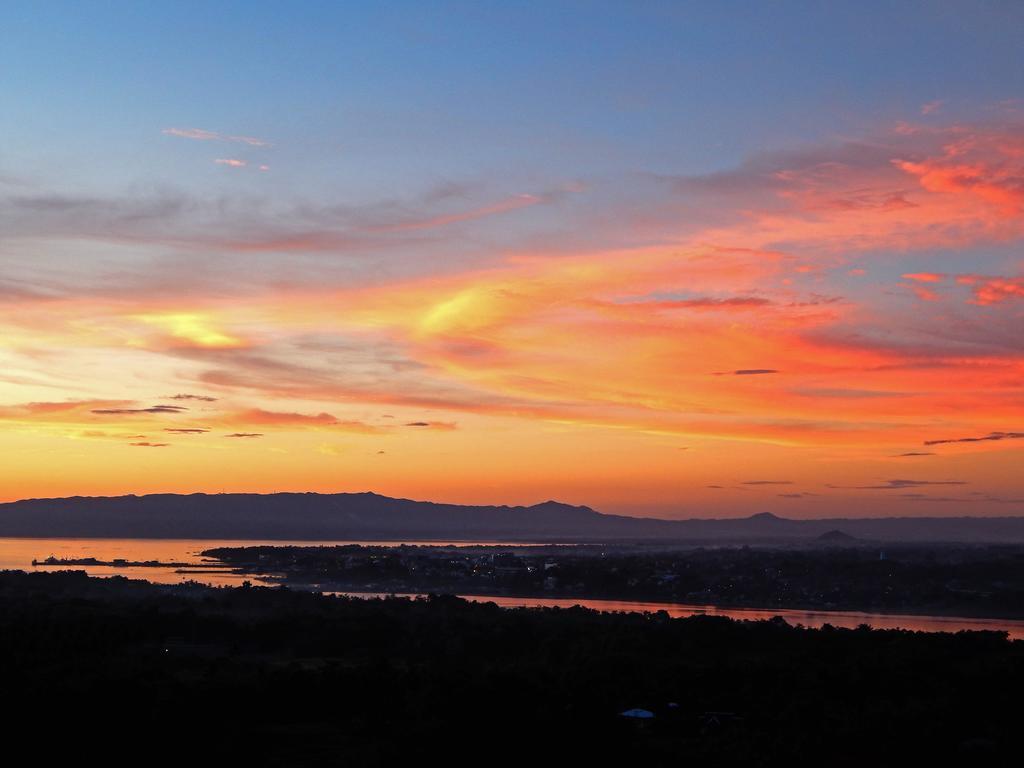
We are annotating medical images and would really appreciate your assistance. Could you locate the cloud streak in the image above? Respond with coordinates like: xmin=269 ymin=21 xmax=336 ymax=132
xmin=828 ymin=479 xmax=968 ymax=490
xmin=162 ymin=127 xmax=271 ymax=147
xmin=91 ymin=405 xmax=188 ymax=415
xmin=924 ymin=431 xmax=1024 ymax=446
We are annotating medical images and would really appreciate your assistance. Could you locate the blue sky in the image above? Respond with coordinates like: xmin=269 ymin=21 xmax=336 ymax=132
xmin=4 ymin=1 xmax=1022 ymax=198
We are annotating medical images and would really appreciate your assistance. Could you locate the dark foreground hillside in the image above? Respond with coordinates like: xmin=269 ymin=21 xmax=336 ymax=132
xmin=3 ymin=571 xmax=1022 ymax=766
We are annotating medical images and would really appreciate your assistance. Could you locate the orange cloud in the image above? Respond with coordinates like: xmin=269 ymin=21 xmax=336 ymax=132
xmin=5 ymin=118 xmax=1024 ymax=511
xmin=134 ymin=313 xmax=246 ymax=349
xmin=0 ymin=400 xmax=146 ymax=422
xmin=232 ymin=408 xmax=386 ymax=433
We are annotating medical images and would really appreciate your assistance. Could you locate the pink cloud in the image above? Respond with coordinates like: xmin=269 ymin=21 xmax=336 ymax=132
xmin=675 ymin=121 xmax=1024 ymax=259
xmin=962 ymin=275 xmax=1024 ymax=305
xmin=163 ymin=127 xmax=271 ymax=147
xmin=894 ymin=128 xmax=1024 ymax=215
xmin=163 ymin=127 xmax=220 ymax=141
xmin=895 ymin=272 xmax=1024 ymax=305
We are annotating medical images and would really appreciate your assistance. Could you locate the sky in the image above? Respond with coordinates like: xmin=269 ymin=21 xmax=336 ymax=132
xmin=1 ymin=1 xmax=1023 ymax=517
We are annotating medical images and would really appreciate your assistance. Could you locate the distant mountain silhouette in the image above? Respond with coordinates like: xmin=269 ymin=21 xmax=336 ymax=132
xmin=1 ymin=492 xmax=1023 ymax=542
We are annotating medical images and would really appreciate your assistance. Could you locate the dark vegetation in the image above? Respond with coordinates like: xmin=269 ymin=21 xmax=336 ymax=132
xmin=205 ymin=542 xmax=1024 ymax=619
xmin=2 ymin=570 xmax=1022 ymax=766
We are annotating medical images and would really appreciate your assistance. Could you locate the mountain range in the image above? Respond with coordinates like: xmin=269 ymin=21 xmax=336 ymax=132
xmin=2 ymin=492 xmax=1024 ymax=543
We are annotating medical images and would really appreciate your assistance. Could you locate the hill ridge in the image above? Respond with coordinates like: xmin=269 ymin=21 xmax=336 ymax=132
xmin=1 ymin=492 xmax=1023 ymax=543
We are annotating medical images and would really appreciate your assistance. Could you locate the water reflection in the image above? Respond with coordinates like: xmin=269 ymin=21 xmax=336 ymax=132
xmin=0 ymin=537 xmax=548 ymax=588
xmin=0 ymin=537 xmax=259 ymax=586
xmin=3 ymin=537 xmax=1022 ymax=639
xmin=322 ymin=592 xmax=1024 ymax=639
xmin=455 ymin=594 xmax=1024 ymax=639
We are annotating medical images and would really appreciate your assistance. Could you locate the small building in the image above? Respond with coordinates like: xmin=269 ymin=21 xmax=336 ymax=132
xmin=619 ymin=708 xmax=655 ymax=719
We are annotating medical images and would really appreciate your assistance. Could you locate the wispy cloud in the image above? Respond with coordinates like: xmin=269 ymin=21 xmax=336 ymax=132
xmin=235 ymin=408 xmax=386 ymax=433
xmin=92 ymin=405 xmax=188 ymax=415
xmin=924 ymin=431 xmax=1024 ymax=446
xmin=0 ymin=181 xmax=572 ymax=258
xmin=900 ymin=272 xmax=1024 ymax=306
xmin=5 ymin=117 xmax=1024 ymax=487
xmin=162 ymin=127 xmax=271 ymax=147
xmin=828 ymin=479 xmax=967 ymax=490
xmin=379 ymin=194 xmax=543 ymax=231
xmin=958 ymin=275 xmax=1024 ymax=305
xmin=900 ymin=493 xmax=1024 ymax=504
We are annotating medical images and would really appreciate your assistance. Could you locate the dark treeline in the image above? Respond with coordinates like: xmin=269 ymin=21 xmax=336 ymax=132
xmin=205 ymin=542 xmax=1024 ymax=618
xmin=2 ymin=570 xmax=1022 ymax=766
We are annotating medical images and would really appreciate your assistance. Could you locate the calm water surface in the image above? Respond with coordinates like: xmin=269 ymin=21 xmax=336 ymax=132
xmin=454 ymin=595 xmax=1024 ymax=639
xmin=0 ymin=537 xmax=549 ymax=587
xmin=3 ymin=537 xmax=1022 ymax=639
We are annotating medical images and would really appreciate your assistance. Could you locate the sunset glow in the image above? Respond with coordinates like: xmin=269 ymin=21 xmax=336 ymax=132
xmin=2 ymin=3 xmax=1023 ymax=517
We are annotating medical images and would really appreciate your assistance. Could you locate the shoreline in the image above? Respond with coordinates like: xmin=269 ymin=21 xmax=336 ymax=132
xmin=265 ymin=579 xmax=1024 ymax=625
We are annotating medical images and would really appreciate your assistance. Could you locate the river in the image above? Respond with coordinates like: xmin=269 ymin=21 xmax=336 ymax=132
xmin=3 ymin=536 xmax=1022 ymax=639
